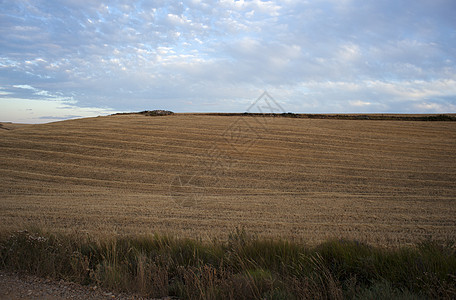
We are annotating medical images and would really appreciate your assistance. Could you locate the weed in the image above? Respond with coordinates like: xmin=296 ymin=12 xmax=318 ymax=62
xmin=2 ymin=227 xmax=454 ymax=299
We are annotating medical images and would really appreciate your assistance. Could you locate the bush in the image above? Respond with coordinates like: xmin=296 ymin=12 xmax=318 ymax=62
xmin=139 ymin=110 xmax=174 ymax=116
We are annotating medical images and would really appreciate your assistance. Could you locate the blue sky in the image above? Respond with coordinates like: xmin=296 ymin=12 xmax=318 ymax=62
xmin=1 ymin=0 xmax=455 ymax=123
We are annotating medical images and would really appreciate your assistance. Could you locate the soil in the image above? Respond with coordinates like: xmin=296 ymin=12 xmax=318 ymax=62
xmin=0 ymin=271 xmax=167 ymax=300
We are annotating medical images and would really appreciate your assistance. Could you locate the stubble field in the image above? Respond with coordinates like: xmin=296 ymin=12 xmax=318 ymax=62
xmin=1 ymin=114 xmax=455 ymax=246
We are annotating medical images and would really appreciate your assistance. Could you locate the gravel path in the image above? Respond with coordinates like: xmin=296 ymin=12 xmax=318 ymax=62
xmin=0 ymin=271 xmax=164 ymax=300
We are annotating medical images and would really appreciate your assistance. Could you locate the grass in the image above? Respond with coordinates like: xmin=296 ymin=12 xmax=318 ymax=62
xmin=1 ymin=227 xmax=455 ymax=299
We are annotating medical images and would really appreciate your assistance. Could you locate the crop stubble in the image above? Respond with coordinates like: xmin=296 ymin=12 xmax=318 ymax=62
xmin=0 ymin=114 xmax=455 ymax=246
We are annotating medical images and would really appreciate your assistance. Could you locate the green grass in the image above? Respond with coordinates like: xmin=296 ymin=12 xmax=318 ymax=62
xmin=1 ymin=227 xmax=455 ymax=299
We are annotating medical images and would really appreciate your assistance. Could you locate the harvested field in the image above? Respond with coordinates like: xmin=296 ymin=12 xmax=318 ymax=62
xmin=0 ymin=114 xmax=455 ymax=246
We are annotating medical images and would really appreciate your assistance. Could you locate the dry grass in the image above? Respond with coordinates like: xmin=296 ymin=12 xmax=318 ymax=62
xmin=2 ymin=228 xmax=455 ymax=299
xmin=1 ymin=114 xmax=455 ymax=246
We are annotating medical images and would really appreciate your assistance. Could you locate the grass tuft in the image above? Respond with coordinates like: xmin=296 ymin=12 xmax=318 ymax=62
xmin=1 ymin=227 xmax=455 ymax=299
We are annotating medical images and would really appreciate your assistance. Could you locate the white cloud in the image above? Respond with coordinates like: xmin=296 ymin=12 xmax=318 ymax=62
xmin=338 ymin=43 xmax=361 ymax=61
xmin=0 ymin=97 xmax=116 ymax=124
xmin=350 ymin=100 xmax=372 ymax=107
xmin=13 ymin=85 xmax=37 ymax=90
xmin=413 ymin=102 xmax=456 ymax=113
xmin=0 ymin=0 xmax=455 ymax=122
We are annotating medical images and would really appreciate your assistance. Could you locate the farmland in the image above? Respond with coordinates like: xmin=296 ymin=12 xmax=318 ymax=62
xmin=0 ymin=114 xmax=455 ymax=245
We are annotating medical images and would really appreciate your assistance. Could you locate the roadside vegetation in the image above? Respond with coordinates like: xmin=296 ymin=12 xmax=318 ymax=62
xmin=1 ymin=227 xmax=455 ymax=299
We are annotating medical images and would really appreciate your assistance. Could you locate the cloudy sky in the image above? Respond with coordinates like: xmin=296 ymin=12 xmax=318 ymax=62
xmin=1 ymin=0 xmax=455 ymax=123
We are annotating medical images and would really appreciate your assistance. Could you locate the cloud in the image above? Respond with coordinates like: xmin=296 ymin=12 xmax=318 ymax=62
xmin=0 ymin=0 xmax=455 ymax=122
xmin=350 ymin=100 xmax=372 ymax=107
xmin=0 ymin=95 xmax=116 ymax=124
xmin=13 ymin=85 xmax=37 ymax=90
xmin=413 ymin=101 xmax=456 ymax=113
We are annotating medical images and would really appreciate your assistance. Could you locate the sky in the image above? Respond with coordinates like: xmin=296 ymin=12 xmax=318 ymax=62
xmin=1 ymin=0 xmax=456 ymax=123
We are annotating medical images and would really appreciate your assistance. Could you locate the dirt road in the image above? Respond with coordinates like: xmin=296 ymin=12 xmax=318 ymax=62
xmin=0 ymin=271 xmax=157 ymax=300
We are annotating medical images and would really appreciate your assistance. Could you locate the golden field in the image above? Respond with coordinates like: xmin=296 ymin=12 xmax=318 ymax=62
xmin=1 ymin=114 xmax=455 ymax=246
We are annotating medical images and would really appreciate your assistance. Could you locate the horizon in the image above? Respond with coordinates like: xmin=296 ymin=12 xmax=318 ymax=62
xmin=3 ymin=111 xmax=456 ymax=126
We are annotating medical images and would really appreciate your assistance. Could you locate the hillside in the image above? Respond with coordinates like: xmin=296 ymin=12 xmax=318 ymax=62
xmin=1 ymin=114 xmax=455 ymax=245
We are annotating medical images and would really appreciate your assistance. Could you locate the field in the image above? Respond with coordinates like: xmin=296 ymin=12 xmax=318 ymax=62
xmin=1 ymin=114 xmax=455 ymax=246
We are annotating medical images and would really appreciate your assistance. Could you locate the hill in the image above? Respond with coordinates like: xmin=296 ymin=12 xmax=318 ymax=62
xmin=1 ymin=114 xmax=455 ymax=245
